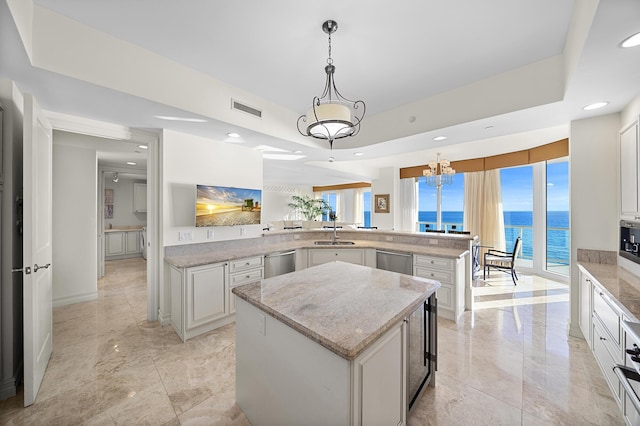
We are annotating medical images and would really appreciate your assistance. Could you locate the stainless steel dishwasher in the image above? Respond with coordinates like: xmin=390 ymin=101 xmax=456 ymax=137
xmin=376 ymin=250 xmax=413 ymax=275
xmin=264 ymin=250 xmax=296 ymax=278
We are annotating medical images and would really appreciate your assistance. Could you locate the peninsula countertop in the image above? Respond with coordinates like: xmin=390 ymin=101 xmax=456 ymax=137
xmin=232 ymin=261 xmax=440 ymax=360
xmin=165 ymin=238 xmax=469 ymax=268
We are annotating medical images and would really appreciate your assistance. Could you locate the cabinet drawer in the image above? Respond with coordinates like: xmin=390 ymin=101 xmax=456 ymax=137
xmin=413 ymin=266 xmax=453 ymax=284
xmin=593 ymin=286 xmax=621 ymax=346
xmin=229 ymin=268 xmax=264 ymax=286
xmin=229 ymin=256 xmax=264 ymax=273
xmin=593 ymin=321 xmax=622 ymax=403
xmin=414 ymin=255 xmax=454 ymax=271
xmin=308 ymin=249 xmax=364 ymax=267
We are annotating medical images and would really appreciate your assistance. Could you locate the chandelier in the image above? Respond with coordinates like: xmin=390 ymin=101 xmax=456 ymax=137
xmin=297 ymin=20 xmax=366 ymax=150
xmin=423 ymin=153 xmax=455 ymax=186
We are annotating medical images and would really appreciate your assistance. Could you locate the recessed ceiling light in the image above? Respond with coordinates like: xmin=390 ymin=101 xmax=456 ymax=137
xmin=621 ymin=32 xmax=640 ymax=48
xmin=433 ymin=136 xmax=447 ymax=141
xmin=583 ymin=102 xmax=609 ymax=111
xmin=293 ymin=150 xmax=303 ymax=154
xmin=227 ymin=132 xmax=240 ymax=138
xmin=354 ymin=152 xmax=364 ymax=156
xmin=126 ymin=162 xmax=137 ymax=165
xmin=154 ymin=115 xmax=207 ymax=123
xmin=484 ymin=125 xmax=494 ymax=130
xmin=137 ymin=145 xmax=148 ymax=149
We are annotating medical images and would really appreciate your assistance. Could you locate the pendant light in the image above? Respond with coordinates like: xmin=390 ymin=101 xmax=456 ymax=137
xmin=297 ymin=20 xmax=366 ymax=150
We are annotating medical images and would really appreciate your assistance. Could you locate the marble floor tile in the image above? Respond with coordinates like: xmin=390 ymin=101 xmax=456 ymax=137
xmin=0 ymin=259 xmax=626 ymax=425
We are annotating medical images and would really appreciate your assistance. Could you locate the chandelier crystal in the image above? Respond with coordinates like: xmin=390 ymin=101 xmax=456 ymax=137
xmin=297 ymin=20 xmax=366 ymax=150
xmin=423 ymin=153 xmax=455 ymax=187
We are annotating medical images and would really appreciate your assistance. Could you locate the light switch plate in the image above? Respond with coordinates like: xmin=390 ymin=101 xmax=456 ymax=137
xmin=178 ymin=230 xmax=193 ymax=241
xmin=429 ymin=239 xmax=438 ymax=245
xmin=386 ymin=236 xmax=393 ymax=242
xmin=207 ymin=230 xmax=215 ymax=239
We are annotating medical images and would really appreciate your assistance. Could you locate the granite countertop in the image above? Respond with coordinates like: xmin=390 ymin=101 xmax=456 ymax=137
xmin=578 ymin=261 xmax=640 ymax=320
xmin=232 ymin=261 xmax=440 ymax=360
xmin=165 ymin=239 xmax=468 ymax=268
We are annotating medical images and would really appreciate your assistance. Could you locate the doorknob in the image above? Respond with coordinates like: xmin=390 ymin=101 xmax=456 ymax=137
xmin=34 ymin=263 xmax=51 ymax=272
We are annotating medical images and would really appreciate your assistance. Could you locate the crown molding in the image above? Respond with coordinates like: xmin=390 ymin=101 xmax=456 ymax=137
xmin=45 ymin=110 xmax=158 ymax=144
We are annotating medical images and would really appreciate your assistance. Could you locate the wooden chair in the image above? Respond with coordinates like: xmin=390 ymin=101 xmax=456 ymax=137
xmin=483 ymin=237 xmax=522 ymax=285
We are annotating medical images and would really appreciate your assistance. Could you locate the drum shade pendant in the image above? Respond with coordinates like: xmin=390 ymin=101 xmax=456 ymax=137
xmin=297 ymin=20 xmax=366 ymax=150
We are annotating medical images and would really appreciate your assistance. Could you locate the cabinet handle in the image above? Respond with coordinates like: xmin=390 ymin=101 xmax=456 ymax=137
xmin=246 ymin=262 xmax=250 ymax=266
xmin=430 ymin=260 xmax=434 ymax=264
xmin=600 ymin=336 xmax=606 ymax=341
xmin=246 ymin=275 xmax=250 ymax=279
xmin=335 ymin=253 xmax=338 ymax=256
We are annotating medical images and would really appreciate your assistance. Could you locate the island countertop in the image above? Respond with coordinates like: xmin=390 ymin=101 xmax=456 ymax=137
xmin=232 ymin=261 xmax=440 ymax=360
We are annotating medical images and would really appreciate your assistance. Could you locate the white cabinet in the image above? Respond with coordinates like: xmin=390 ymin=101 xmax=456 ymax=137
xmin=170 ymin=262 xmax=234 ymax=341
xmin=308 ymin=248 xmax=365 ymax=267
xmin=105 ymin=230 xmax=141 ymax=259
xmin=581 ymin=266 xmax=623 ymax=408
xmin=414 ymin=254 xmax=464 ymax=322
xmin=125 ymin=230 xmax=141 ymax=254
xmin=235 ymin=298 xmax=406 ymax=425
xmin=579 ymin=269 xmax=592 ymax=348
xmin=228 ymin=256 xmax=264 ymax=314
xmin=170 ymin=255 xmax=264 ymax=341
xmin=133 ymin=183 xmax=147 ymax=213
xmin=105 ymin=232 xmax=124 ymax=256
xmin=621 ymin=120 xmax=640 ymax=219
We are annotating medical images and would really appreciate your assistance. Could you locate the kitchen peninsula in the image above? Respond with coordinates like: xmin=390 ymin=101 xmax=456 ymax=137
xmin=232 ymin=261 xmax=440 ymax=425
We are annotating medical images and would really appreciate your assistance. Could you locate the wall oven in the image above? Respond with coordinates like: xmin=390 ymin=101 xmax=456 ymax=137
xmin=620 ymin=220 xmax=640 ymax=266
xmin=616 ymin=320 xmax=640 ymax=425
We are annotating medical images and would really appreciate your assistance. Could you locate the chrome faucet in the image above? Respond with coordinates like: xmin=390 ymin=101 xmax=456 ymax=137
xmin=329 ymin=211 xmax=338 ymax=241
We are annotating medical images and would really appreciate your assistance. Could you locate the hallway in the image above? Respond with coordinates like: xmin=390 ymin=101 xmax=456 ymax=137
xmin=0 ymin=260 xmax=623 ymax=424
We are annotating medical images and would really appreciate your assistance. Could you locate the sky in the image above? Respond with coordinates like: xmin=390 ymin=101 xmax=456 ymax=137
xmin=417 ymin=162 xmax=569 ymax=212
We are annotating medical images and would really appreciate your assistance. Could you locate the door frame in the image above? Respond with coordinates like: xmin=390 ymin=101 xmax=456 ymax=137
xmin=46 ymin=111 xmax=160 ymax=321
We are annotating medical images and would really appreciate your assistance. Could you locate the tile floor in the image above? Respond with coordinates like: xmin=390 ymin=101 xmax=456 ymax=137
xmin=0 ymin=259 xmax=625 ymax=425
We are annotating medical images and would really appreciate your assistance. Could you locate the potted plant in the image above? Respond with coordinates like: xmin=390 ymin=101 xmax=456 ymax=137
xmin=288 ymin=195 xmax=331 ymax=221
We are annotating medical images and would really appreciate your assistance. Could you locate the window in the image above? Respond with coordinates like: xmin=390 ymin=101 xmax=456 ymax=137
xmin=417 ymin=174 xmax=464 ymax=231
xmin=363 ymin=191 xmax=371 ymax=227
xmin=546 ymin=160 xmax=569 ymax=275
xmin=321 ymin=192 xmax=337 ymax=221
xmin=500 ymin=165 xmax=533 ymax=268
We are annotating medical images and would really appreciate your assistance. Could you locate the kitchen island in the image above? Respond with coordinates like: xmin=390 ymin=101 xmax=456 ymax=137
xmin=232 ymin=261 xmax=440 ymax=425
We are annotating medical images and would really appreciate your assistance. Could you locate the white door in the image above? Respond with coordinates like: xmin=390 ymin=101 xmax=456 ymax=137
xmin=23 ymin=94 xmax=53 ymax=406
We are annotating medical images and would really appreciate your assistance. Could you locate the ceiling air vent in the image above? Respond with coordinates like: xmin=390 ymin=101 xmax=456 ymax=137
xmin=231 ymin=99 xmax=262 ymax=118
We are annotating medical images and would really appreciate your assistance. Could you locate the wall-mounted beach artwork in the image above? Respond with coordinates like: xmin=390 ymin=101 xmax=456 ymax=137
xmin=196 ymin=185 xmax=262 ymax=227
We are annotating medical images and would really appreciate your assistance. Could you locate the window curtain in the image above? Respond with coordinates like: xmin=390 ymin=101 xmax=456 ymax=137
xmin=399 ymin=178 xmax=418 ymax=232
xmin=464 ymin=170 xmax=505 ymax=264
xmin=353 ymin=188 xmax=365 ymax=225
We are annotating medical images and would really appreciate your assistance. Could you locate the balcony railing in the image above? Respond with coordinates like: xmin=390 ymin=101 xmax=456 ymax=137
xmin=416 ymin=221 xmax=570 ymax=271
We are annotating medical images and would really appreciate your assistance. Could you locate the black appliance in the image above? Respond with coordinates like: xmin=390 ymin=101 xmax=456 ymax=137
xmin=407 ymin=294 xmax=437 ymax=411
xmin=620 ymin=220 xmax=640 ymax=265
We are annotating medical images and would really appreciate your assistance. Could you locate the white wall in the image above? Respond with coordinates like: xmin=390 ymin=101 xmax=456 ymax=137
xmin=261 ymin=184 xmax=313 ymax=223
xmin=569 ymin=113 xmax=620 ymax=337
xmin=103 ymin=176 xmax=146 ymax=228
xmin=371 ymin=167 xmax=400 ymax=230
xmin=52 ymin=142 xmax=98 ymax=306
xmin=161 ymin=129 xmax=263 ymax=246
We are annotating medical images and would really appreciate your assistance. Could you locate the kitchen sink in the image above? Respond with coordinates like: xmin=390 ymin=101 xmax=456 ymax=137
xmin=313 ymin=241 xmax=356 ymax=245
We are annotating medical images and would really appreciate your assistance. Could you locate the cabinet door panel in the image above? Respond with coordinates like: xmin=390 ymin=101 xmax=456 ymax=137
xmin=187 ymin=265 xmax=226 ymax=329
xmin=308 ymin=249 xmax=364 ymax=266
xmin=621 ymin=122 xmax=639 ymax=215
xmin=106 ymin=232 xmax=124 ymax=256
xmin=125 ymin=231 xmax=140 ymax=254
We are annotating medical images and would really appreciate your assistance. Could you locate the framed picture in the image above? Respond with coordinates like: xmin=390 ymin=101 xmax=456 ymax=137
xmin=375 ymin=194 xmax=390 ymax=213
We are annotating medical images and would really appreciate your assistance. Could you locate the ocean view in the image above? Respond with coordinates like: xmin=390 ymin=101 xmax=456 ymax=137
xmin=364 ymin=210 xmax=570 ymax=264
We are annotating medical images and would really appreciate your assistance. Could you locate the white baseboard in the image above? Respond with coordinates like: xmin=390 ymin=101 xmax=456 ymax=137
xmin=0 ymin=361 xmax=22 ymax=400
xmin=158 ymin=309 xmax=171 ymax=326
xmin=53 ymin=291 xmax=98 ymax=308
